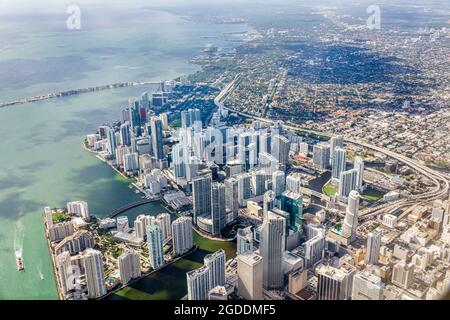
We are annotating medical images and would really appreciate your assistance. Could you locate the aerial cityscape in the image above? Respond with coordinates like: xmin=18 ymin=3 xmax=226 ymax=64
xmin=0 ymin=0 xmax=449 ymax=303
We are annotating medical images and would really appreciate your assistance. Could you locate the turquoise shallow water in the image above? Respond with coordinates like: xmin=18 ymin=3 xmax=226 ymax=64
xmin=0 ymin=3 xmax=249 ymax=299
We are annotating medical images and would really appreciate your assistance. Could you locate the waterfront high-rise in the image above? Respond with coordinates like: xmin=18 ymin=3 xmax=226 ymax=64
xmin=260 ymin=211 xmax=285 ymax=289
xmin=342 ymin=190 xmax=360 ymax=241
xmin=211 ymin=182 xmax=226 ymax=236
xmin=332 ymin=147 xmax=346 ymax=181
xmin=187 ymin=265 xmax=210 ymax=300
xmin=67 ymin=201 xmax=90 ymax=222
xmin=192 ymin=174 xmax=212 ymax=222
xmin=237 ymin=252 xmax=263 ymax=300
xmin=83 ymin=248 xmax=106 ymax=299
xmin=56 ymin=251 xmax=76 ymax=294
xmin=365 ymin=231 xmax=381 ymax=265
xmin=204 ymin=249 xmax=226 ymax=290
xmin=106 ymin=126 xmax=117 ymax=156
xmin=236 ymin=226 xmax=253 ymax=255
xmin=172 ymin=216 xmax=193 ymax=256
xmin=156 ymin=212 xmax=172 ymax=242
xmin=147 ymin=224 xmax=165 ymax=269
xmin=225 ymin=177 xmax=239 ymax=218
xmin=118 ymin=248 xmax=141 ymax=285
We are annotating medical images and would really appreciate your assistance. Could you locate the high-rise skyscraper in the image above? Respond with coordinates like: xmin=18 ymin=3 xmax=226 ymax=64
xmin=204 ymin=249 xmax=226 ymax=290
xmin=211 ymin=182 xmax=226 ymax=236
xmin=192 ymin=175 xmax=212 ymax=222
xmin=272 ymin=170 xmax=286 ymax=197
xmin=147 ymin=224 xmax=165 ymax=269
xmin=252 ymin=170 xmax=267 ymax=197
xmin=106 ymin=127 xmax=117 ymax=156
xmin=172 ymin=216 xmax=193 ymax=255
xmin=365 ymin=231 xmax=381 ymax=265
xmin=354 ymin=156 xmax=365 ymax=192
xmin=329 ymin=135 xmax=344 ymax=164
xmin=338 ymin=169 xmax=358 ymax=199
xmin=67 ymin=201 xmax=90 ymax=222
xmin=286 ymin=174 xmax=302 ymax=194
xmin=313 ymin=143 xmax=331 ymax=169
xmin=83 ymin=248 xmax=106 ymax=299
xmin=56 ymin=251 xmax=76 ymax=294
xmin=280 ymin=191 xmax=303 ymax=232
xmin=236 ymin=226 xmax=253 ymax=255
xmin=342 ymin=190 xmax=360 ymax=241
xmin=156 ymin=212 xmax=172 ymax=243
xmin=332 ymin=147 xmax=346 ymax=181
xmin=187 ymin=265 xmax=210 ymax=300
xmin=237 ymin=252 xmax=263 ymax=300
xmin=391 ymin=261 xmax=414 ymax=289
xmin=118 ymin=248 xmax=141 ymax=285
xmin=120 ymin=121 xmax=132 ymax=146
xmin=150 ymin=117 xmax=164 ymax=160
xmin=263 ymin=190 xmax=276 ymax=220
xmin=237 ymin=173 xmax=252 ymax=207
xmin=271 ymin=135 xmax=290 ymax=168
xmin=225 ymin=177 xmax=239 ymax=218
xmin=261 ymin=211 xmax=285 ymax=289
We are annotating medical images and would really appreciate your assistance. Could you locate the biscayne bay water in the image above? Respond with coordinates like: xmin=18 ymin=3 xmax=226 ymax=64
xmin=0 ymin=3 xmax=247 ymax=299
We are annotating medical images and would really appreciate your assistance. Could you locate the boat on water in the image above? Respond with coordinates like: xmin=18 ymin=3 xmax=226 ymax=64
xmin=16 ymin=256 xmax=25 ymax=271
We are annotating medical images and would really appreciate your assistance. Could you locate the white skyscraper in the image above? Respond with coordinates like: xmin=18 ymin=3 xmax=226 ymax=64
xmin=237 ymin=252 xmax=263 ymax=300
xmin=252 ymin=169 xmax=267 ymax=197
xmin=187 ymin=265 xmax=210 ymax=300
xmin=237 ymin=173 xmax=252 ymax=206
xmin=156 ymin=212 xmax=172 ymax=242
xmin=204 ymin=249 xmax=226 ymax=290
xmin=329 ymin=135 xmax=344 ymax=164
xmin=172 ymin=216 xmax=193 ymax=255
xmin=365 ymin=231 xmax=381 ymax=265
xmin=271 ymin=135 xmax=290 ymax=168
xmin=338 ymin=168 xmax=358 ymax=199
xmin=56 ymin=251 xmax=76 ymax=294
xmin=313 ymin=143 xmax=330 ymax=169
xmin=263 ymin=190 xmax=276 ymax=219
xmin=134 ymin=214 xmax=148 ymax=240
xmin=331 ymin=147 xmax=346 ymax=181
xmin=237 ymin=226 xmax=253 ymax=255
xmin=225 ymin=177 xmax=239 ymax=218
xmin=351 ymin=270 xmax=384 ymax=300
xmin=83 ymin=248 xmax=106 ymax=299
xmin=147 ymin=224 xmax=165 ymax=269
xmin=118 ymin=248 xmax=141 ymax=284
xmin=272 ymin=170 xmax=286 ymax=197
xmin=354 ymin=156 xmax=365 ymax=191
xmin=67 ymin=201 xmax=90 ymax=222
xmin=342 ymin=190 xmax=360 ymax=241
xmin=261 ymin=211 xmax=286 ymax=289
xmin=286 ymin=174 xmax=302 ymax=194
